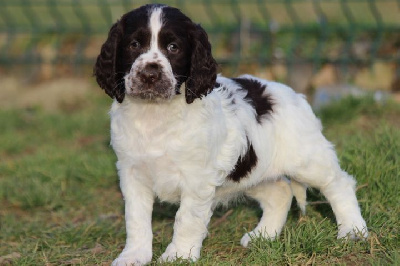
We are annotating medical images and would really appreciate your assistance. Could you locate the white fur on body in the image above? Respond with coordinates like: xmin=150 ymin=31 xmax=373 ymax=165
xmin=99 ymin=5 xmax=368 ymax=265
xmin=110 ymin=75 xmax=367 ymax=265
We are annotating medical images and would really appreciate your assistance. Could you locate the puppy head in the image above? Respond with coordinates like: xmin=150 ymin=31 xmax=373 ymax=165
xmin=94 ymin=4 xmax=217 ymax=103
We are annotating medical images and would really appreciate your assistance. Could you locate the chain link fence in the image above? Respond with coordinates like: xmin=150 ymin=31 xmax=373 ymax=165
xmin=0 ymin=0 xmax=399 ymax=90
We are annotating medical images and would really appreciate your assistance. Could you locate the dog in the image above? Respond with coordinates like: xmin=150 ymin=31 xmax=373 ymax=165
xmin=94 ymin=4 xmax=368 ymax=265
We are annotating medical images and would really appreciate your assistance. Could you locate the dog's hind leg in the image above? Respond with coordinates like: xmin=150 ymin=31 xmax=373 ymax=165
xmin=240 ymin=178 xmax=293 ymax=247
xmin=294 ymin=152 xmax=368 ymax=240
xmin=320 ymin=170 xmax=368 ymax=239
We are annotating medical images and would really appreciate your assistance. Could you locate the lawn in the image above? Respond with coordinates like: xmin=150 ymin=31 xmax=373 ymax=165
xmin=0 ymin=89 xmax=399 ymax=265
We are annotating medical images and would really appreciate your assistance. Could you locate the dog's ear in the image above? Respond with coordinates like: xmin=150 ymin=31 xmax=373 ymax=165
xmin=94 ymin=21 xmax=125 ymax=103
xmin=185 ymin=24 xmax=218 ymax=104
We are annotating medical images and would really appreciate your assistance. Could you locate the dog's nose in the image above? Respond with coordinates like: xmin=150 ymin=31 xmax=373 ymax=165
xmin=139 ymin=63 xmax=161 ymax=84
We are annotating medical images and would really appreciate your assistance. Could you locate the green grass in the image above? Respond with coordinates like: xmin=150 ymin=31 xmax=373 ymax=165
xmin=1 ymin=93 xmax=399 ymax=265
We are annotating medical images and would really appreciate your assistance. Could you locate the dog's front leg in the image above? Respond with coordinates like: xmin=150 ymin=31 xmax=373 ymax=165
xmin=112 ymin=167 xmax=154 ymax=266
xmin=160 ymin=186 xmax=215 ymax=262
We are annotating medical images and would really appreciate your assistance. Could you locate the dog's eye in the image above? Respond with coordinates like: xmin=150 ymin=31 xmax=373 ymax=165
xmin=130 ymin=41 xmax=141 ymax=49
xmin=167 ymin=43 xmax=179 ymax=54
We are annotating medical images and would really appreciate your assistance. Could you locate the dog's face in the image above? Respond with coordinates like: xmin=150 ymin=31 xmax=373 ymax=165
xmin=94 ymin=4 xmax=218 ymax=103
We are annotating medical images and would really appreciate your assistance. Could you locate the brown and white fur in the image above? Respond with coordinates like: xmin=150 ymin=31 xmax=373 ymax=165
xmin=94 ymin=4 xmax=368 ymax=265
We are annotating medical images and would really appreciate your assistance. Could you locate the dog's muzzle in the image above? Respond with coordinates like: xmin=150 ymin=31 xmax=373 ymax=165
xmin=125 ymin=62 xmax=175 ymax=101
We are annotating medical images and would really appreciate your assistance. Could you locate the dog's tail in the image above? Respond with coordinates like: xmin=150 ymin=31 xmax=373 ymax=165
xmin=290 ymin=180 xmax=307 ymax=215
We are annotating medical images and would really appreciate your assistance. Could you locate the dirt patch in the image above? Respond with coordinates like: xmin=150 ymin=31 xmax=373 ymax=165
xmin=1 ymin=76 xmax=95 ymax=111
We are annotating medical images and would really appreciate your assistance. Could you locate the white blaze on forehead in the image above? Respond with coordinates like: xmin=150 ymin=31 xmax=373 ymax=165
xmin=149 ymin=7 xmax=164 ymax=50
xmin=125 ymin=5 xmax=176 ymax=92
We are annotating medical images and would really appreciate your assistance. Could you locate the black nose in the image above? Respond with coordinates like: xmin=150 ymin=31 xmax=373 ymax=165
xmin=139 ymin=63 xmax=161 ymax=84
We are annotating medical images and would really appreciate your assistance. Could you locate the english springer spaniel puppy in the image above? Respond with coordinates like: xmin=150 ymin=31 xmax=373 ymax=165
xmin=94 ymin=4 xmax=367 ymax=265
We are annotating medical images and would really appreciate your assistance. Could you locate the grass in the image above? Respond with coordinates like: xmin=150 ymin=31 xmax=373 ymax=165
xmin=1 ymin=91 xmax=399 ymax=265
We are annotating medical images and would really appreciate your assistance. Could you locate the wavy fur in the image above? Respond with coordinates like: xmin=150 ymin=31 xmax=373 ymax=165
xmin=93 ymin=5 xmax=368 ymax=266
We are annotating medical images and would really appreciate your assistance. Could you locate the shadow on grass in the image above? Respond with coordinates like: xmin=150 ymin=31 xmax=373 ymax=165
xmin=151 ymin=188 xmax=336 ymax=226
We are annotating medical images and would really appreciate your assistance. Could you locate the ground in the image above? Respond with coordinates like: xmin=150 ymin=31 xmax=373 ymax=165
xmin=0 ymin=77 xmax=399 ymax=265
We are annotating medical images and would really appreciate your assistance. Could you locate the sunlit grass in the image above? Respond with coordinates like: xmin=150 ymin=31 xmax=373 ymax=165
xmin=1 ymin=95 xmax=399 ymax=265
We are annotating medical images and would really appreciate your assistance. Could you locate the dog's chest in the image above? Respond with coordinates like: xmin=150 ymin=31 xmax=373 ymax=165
xmin=110 ymin=98 xmax=212 ymax=202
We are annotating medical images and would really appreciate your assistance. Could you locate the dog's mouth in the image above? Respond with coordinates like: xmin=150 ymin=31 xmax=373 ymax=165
xmin=125 ymin=74 xmax=176 ymax=101
xmin=131 ymin=86 xmax=174 ymax=101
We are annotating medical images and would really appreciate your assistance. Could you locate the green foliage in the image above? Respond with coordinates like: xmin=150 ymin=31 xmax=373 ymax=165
xmin=1 ymin=95 xmax=399 ymax=265
xmin=2 ymin=1 xmax=400 ymax=73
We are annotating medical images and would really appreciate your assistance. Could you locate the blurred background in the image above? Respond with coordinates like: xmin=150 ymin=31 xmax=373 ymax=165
xmin=0 ymin=0 xmax=399 ymax=109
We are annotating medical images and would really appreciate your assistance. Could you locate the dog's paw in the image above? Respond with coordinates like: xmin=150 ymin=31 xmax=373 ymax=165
xmin=240 ymin=230 xmax=277 ymax=248
xmin=159 ymin=243 xmax=199 ymax=263
xmin=338 ymin=222 xmax=368 ymax=240
xmin=240 ymin=232 xmax=253 ymax=248
xmin=111 ymin=249 xmax=152 ymax=266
